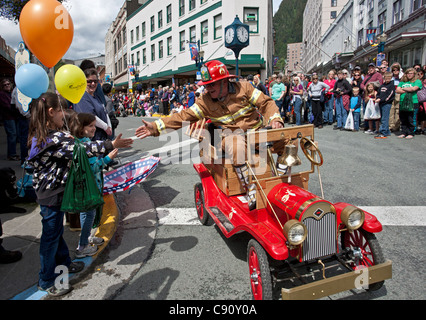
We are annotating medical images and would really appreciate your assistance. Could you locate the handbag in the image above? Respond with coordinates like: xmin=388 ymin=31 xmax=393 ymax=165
xmin=400 ymin=92 xmax=415 ymax=112
xmin=345 ymin=110 xmax=354 ymax=130
xmin=417 ymin=87 xmax=426 ymax=103
xmin=364 ymin=99 xmax=381 ymax=120
xmin=61 ymin=138 xmax=104 ymax=213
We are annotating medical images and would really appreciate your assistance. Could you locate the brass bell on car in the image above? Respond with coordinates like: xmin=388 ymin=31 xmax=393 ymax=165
xmin=277 ymin=144 xmax=301 ymax=167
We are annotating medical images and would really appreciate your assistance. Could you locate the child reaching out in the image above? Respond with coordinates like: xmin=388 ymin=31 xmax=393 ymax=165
xmin=71 ymin=112 xmax=119 ymax=258
xmin=26 ymin=93 xmax=132 ymax=296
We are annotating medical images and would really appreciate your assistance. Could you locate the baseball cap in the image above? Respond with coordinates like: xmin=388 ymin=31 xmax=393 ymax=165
xmin=368 ymin=63 xmax=376 ymax=68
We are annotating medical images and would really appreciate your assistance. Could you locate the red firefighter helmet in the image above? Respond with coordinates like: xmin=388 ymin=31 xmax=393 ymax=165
xmin=197 ymin=60 xmax=237 ymax=86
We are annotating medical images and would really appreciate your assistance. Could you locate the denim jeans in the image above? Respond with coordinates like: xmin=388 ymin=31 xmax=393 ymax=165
xmin=324 ymin=96 xmax=334 ymax=123
xmin=79 ymin=209 xmax=96 ymax=247
xmin=3 ymin=119 xmax=17 ymax=157
xmin=335 ymin=96 xmax=347 ymax=128
xmin=353 ymin=112 xmax=360 ymax=130
xmin=293 ymin=98 xmax=302 ymax=125
xmin=275 ymin=100 xmax=284 ymax=116
xmin=379 ymin=104 xmax=392 ymax=136
xmin=39 ymin=205 xmax=71 ymax=289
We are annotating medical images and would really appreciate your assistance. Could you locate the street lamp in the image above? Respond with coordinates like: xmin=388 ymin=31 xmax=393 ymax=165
xmin=377 ymin=33 xmax=388 ymax=53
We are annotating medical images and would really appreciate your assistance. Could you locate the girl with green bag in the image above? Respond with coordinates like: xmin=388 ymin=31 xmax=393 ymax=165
xmin=396 ymin=68 xmax=423 ymax=139
xmin=27 ymin=93 xmax=132 ymax=296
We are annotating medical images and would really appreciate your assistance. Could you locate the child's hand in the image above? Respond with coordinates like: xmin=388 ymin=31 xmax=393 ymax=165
xmin=112 ymin=133 xmax=133 ymax=149
xmin=108 ymin=148 xmax=118 ymax=160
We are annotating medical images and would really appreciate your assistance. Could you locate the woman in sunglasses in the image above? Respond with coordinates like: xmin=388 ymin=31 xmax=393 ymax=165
xmin=73 ymin=68 xmax=112 ymax=141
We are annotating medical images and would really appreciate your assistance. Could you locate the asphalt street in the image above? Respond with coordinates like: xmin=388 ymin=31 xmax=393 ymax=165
xmin=62 ymin=116 xmax=425 ymax=301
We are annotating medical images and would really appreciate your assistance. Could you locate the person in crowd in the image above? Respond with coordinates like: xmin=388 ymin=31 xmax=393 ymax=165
xmin=349 ymin=87 xmax=362 ymax=131
xmin=268 ymin=74 xmax=278 ymax=96
xmin=26 ymin=92 xmax=132 ymax=296
xmin=135 ymin=60 xmax=284 ymax=211
xmin=162 ymin=86 xmax=170 ymax=115
xmin=271 ymin=74 xmax=286 ymax=117
xmin=157 ymin=85 xmax=164 ymax=114
xmin=333 ymin=70 xmax=352 ymax=130
xmin=307 ymin=75 xmax=330 ymax=128
xmin=417 ymin=76 xmax=426 ymax=135
xmin=323 ymin=70 xmax=336 ymax=125
xmin=0 ymin=79 xmax=20 ymax=161
xmin=290 ymin=76 xmax=304 ymax=125
xmin=375 ymin=72 xmax=395 ymax=139
xmin=102 ymin=83 xmax=119 ymax=139
xmin=253 ymin=74 xmax=268 ymax=95
xmin=10 ymin=85 xmax=31 ymax=164
xmin=390 ymin=62 xmax=403 ymax=132
xmin=396 ymin=68 xmax=422 ymax=139
xmin=361 ymin=63 xmax=383 ymax=92
xmin=364 ymin=83 xmax=380 ymax=135
xmin=79 ymin=60 xmax=106 ymax=106
xmin=187 ymin=85 xmax=196 ymax=108
xmin=73 ymin=68 xmax=112 ymax=141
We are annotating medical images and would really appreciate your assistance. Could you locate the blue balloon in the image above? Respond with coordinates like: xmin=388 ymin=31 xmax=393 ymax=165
xmin=15 ymin=63 xmax=49 ymax=99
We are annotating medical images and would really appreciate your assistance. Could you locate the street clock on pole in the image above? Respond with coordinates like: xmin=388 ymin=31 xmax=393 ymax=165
xmin=224 ymin=15 xmax=249 ymax=76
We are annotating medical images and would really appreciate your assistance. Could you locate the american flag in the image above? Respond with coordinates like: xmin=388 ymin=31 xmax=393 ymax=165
xmin=103 ymin=156 xmax=160 ymax=195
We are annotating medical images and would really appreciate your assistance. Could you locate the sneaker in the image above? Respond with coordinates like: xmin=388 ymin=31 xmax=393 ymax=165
xmin=374 ymin=134 xmax=387 ymax=139
xmin=75 ymin=245 xmax=98 ymax=258
xmin=364 ymin=129 xmax=372 ymax=134
xmin=89 ymin=236 xmax=104 ymax=246
xmin=38 ymin=285 xmax=73 ymax=297
xmin=68 ymin=261 xmax=85 ymax=273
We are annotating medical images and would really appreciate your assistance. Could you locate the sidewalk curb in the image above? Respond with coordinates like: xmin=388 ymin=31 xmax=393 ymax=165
xmin=10 ymin=194 xmax=120 ymax=300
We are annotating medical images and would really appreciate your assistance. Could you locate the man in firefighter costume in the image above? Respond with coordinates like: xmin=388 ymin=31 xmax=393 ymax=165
xmin=135 ymin=60 xmax=284 ymax=210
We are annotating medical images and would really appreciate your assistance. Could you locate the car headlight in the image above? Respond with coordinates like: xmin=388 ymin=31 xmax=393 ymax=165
xmin=341 ymin=206 xmax=365 ymax=230
xmin=283 ymin=220 xmax=307 ymax=245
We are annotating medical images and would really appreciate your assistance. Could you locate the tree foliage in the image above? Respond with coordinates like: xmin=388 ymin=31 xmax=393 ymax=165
xmin=273 ymin=0 xmax=307 ymax=64
xmin=0 ymin=0 xmax=66 ymax=22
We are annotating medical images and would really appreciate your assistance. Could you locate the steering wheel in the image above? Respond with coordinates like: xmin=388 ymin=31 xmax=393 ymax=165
xmin=300 ymin=137 xmax=324 ymax=166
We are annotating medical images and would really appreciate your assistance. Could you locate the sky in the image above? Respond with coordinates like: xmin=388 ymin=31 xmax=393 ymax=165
xmin=0 ymin=0 xmax=283 ymax=61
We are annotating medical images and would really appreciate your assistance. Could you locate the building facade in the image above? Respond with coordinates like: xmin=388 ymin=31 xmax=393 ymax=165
xmin=318 ymin=0 xmax=425 ymax=73
xmin=286 ymin=42 xmax=304 ymax=74
xmin=123 ymin=0 xmax=274 ymax=89
xmin=105 ymin=2 xmax=128 ymax=90
xmin=303 ymin=0 xmax=348 ymax=73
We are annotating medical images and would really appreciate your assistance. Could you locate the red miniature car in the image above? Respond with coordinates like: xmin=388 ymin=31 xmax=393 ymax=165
xmin=191 ymin=124 xmax=392 ymax=300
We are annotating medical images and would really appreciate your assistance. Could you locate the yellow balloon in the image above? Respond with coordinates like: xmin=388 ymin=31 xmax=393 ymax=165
xmin=54 ymin=64 xmax=86 ymax=104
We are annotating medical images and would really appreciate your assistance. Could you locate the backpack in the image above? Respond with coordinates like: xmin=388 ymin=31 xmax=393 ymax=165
xmin=60 ymin=138 xmax=104 ymax=213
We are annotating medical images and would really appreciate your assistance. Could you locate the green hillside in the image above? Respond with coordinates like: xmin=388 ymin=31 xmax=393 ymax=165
xmin=273 ymin=0 xmax=307 ymax=70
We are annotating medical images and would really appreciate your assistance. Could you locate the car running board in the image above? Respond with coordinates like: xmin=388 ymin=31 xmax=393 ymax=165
xmin=209 ymin=206 xmax=234 ymax=233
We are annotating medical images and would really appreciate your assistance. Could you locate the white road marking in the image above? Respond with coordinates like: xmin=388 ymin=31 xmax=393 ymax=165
xmin=157 ymin=207 xmax=426 ymax=227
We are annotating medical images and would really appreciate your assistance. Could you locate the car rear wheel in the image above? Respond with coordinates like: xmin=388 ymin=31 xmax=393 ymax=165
xmin=194 ymin=183 xmax=213 ymax=226
xmin=247 ymin=239 xmax=273 ymax=300
xmin=341 ymin=229 xmax=385 ymax=291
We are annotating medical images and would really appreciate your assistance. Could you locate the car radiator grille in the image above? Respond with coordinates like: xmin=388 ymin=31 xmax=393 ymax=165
xmin=302 ymin=212 xmax=337 ymax=262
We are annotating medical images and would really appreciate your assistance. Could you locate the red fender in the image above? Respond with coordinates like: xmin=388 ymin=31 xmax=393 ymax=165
xmin=333 ymin=202 xmax=383 ymax=233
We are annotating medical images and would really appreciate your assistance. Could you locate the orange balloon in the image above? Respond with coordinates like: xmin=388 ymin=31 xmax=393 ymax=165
xmin=19 ymin=0 xmax=74 ymax=68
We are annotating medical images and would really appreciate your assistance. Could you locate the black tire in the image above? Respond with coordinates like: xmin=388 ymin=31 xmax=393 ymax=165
xmin=341 ymin=229 xmax=385 ymax=291
xmin=194 ymin=183 xmax=213 ymax=226
xmin=247 ymin=239 xmax=273 ymax=300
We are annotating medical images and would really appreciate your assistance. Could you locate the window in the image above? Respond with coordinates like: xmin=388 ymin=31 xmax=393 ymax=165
xmin=123 ymin=54 xmax=127 ymax=69
xmin=158 ymin=10 xmax=163 ymax=29
xmin=392 ymin=0 xmax=404 ymax=25
xmin=214 ymin=14 xmax=222 ymax=40
xmin=142 ymin=22 xmax=146 ymax=38
xmin=378 ymin=11 xmax=387 ymax=33
xmin=179 ymin=0 xmax=185 ymax=16
xmin=179 ymin=30 xmax=186 ymax=51
xmin=142 ymin=48 xmax=146 ymax=64
xmin=189 ymin=0 xmax=196 ymax=11
xmin=244 ymin=7 xmax=259 ymax=33
xmin=190 ymin=25 xmax=196 ymax=43
xmin=159 ymin=40 xmax=163 ymax=59
xmin=136 ymin=51 xmax=140 ymax=66
xmin=131 ymin=54 xmax=134 ymax=65
xmin=130 ymin=30 xmax=134 ymax=45
xmin=411 ymin=0 xmax=424 ymax=12
xmin=122 ymin=27 xmax=126 ymax=44
xmin=331 ymin=0 xmax=337 ymax=6
xmin=150 ymin=16 xmax=155 ymax=32
xmin=201 ymin=20 xmax=208 ymax=44
xmin=201 ymin=0 xmax=207 ymax=4
xmin=330 ymin=11 xmax=337 ymax=19
xmin=136 ymin=26 xmax=140 ymax=42
xmin=167 ymin=36 xmax=172 ymax=56
xmin=358 ymin=28 xmax=364 ymax=47
xmin=151 ymin=44 xmax=155 ymax=61
xmin=166 ymin=5 xmax=172 ymax=24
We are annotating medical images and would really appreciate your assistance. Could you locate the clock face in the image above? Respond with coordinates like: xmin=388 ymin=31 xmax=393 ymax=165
xmin=237 ymin=26 xmax=248 ymax=43
xmin=225 ymin=28 xmax=235 ymax=44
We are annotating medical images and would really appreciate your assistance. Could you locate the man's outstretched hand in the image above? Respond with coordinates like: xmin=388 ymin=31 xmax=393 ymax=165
xmin=135 ymin=119 xmax=154 ymax=139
